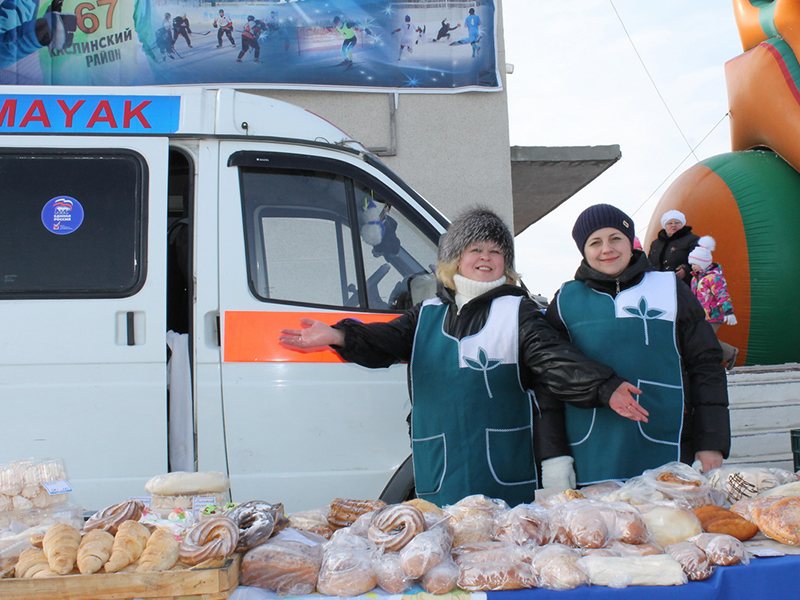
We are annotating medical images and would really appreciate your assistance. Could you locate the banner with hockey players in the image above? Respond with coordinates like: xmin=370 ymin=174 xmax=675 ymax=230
xmin=0 ymin=0 xmax=501 ymax=91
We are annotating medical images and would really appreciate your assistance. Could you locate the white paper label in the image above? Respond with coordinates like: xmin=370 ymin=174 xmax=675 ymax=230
xmin=41 ymin=480 xmax=73 ymax=495
xmin=193 ymin=496 xmax=216 ymax=516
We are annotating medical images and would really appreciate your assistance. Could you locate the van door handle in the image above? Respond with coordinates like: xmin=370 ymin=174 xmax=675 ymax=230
xmin=116 ymin=311 xmax=146 ymax=345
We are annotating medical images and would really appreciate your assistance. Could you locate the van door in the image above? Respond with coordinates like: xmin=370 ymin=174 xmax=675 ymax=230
xmin=0 ymin=137 xmax=169 ymax=510
xmin=212 ymin=143 xmax=443 ymax=511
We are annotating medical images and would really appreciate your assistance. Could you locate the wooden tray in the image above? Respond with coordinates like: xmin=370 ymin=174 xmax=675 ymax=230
xmin=0 ymin=554 xmax=240 ymax=600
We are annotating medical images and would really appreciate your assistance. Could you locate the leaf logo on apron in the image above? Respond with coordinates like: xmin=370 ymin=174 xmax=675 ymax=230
xmin=463 ymin=347 xmax=504 ymax=398
xmin=623 ymin=296 xmax=666 ymax=345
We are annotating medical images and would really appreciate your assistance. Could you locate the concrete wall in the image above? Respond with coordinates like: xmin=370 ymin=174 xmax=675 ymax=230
xmin=251 ymin=1 xmax=513 ymax=227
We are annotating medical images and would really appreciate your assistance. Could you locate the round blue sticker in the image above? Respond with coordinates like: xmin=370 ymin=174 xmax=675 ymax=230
xmin=41 ymin=196 xmax=84 ymax=235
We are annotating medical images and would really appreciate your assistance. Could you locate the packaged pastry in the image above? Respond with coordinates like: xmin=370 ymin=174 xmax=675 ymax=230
xmin=399 ymin=526 xmax=453 ymax=578
xmin=638 ymin=503 xmax=702 ymax=548
xmin=373 ymin=551 xmax=412 ymax=594
xmin=420 ymin=556 xmax=459 ymax=594
xmin=494 ymin=503 xmax=550 ymax=546
xmin=664 ymin=541 xmax=715 ymax=581
xmin=747 ymin=495 xmax=800 ymax=545
xmin=367 ymin=504 xmax=425 ymax=552
xmin=444 ymin=494 xmax=508 ymax=548
xmin=601 ymin=462 xmax=719 ymax=509
xmin=456 ymin=545 xmax=537 ymax=591
xmin=240 ymin=530 xmax=325 ymax=595
xmin=549 ymin=499 xmax=649 ymax=549
xmin=705 ymin=465 xmax=798 ymax=503
xmin=327 ymin=498 xmax=386 ymax=529
xmin=577 ymin=554 xmax=687 ymax=587
xmin=0 ymin=458 xmax=70 ymax=514
xmin=316 ymin=529 xmax=379 ymax=596
xmin=688 ymin=532 xmax=749 ymax=565
xmin=531 ymin=543 xmax=588 ymax=590
xmin=146 ymin=471 xmax=231 ymax=518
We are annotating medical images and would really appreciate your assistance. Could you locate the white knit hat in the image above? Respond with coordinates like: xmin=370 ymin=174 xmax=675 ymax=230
xmin=688 ymin=236 xmax=716 ymax=270
xmin=661 ymin=209 xmax=686 ymax=229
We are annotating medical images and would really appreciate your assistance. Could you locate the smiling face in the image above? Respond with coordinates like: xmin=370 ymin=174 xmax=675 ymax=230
xmin=584 ymin=227 xmax=633 ymax=278
xmin=664 ymin=218 xmax=683 ymax=237
xmin=458 ymin=240 xmax=505 ymax=282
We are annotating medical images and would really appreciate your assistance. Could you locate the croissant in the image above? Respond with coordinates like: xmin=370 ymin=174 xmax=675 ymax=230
xmin=136 ymin=528 xmax=180 ymax=572
xmin=15 ymin=548 xmax=58 ymax=578
xmin=43 ymin=523 xmax=81 ymax=575
xmin=77 ymin=528 xmax=114 ymax=574
xmin=104 ymin=520 xmax=151 ymax=573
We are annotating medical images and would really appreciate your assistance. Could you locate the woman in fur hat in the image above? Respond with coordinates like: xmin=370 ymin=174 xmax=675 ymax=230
xmin=544 ymin=204 xmax=730 ymax=484
xmin=280 ymin=207 xmax=642 ymax=507
xmin=647 ymin=209 xmax=701 ymax=286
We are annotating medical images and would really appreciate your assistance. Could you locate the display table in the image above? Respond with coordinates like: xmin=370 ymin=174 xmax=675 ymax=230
xmin=228 ymin=554 xmax=800 ymax=600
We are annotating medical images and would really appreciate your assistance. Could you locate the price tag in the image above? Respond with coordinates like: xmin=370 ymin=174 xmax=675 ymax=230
xmin=129 ymin=496 xmax=152 ymax=508
xmin=193 ymin=496 xmax=216 ymax=517
xmin=41 ymin=480 xmax=73 ymax=495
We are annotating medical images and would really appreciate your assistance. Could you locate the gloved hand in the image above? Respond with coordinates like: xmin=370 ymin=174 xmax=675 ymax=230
xmin=724 ymin=314 xmax=738 ymax=326
xmin=541 ymin=455 xmax=576 ymax=491
xmin=44 ymin=0 xmax=77 ymax=49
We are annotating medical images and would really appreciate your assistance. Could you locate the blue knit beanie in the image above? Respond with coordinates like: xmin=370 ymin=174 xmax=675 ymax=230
xmin=572 ymin=204 xmax=635 ymax=255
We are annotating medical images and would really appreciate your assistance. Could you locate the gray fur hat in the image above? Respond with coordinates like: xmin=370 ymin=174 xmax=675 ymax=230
xmin=438 ymin=207 xmax=514 ymax=268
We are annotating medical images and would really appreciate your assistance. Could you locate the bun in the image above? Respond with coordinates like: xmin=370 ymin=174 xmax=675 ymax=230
xmin=77 ymin=528 xmax=114 ymax=574
xmin=494 ymin=504 xmax=550 ymax=546
xmin=240 ymin=537 xmax=323 ymax=595
xmin=399 ymin=527 xmax=453 ymax=578
xmin=179 ymin=515 xmax=239 ymax=565
xmin=531 ymin=544 xmax=588 ymax=591
xmin=135 ymin=528 xmax=180 ymax=572
xmin=367 ymin=504 xmax=426 ymax=552
xmin=15 ymin=548 xmax=57 ymax=578
xmin=688 ymin=533 xmax=748 ymax=566
xmin=374 ymin=551 xmax=412 ymax=594
xmin=104 ymin=520 xmax=150 ymax=573
xmin=664 ymin=541 xmax=714 ymax=581
xmin=42 ymin=523 xmax=81 ymax=575
xmin=84 ymin=500 xmax=144 ymax=535
xmin=420 ymin=557 xmax=459 ymax=594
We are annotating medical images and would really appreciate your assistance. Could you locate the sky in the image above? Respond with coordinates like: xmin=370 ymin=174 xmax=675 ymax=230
xmin=502 ymin=0 xmax=744 ymax=299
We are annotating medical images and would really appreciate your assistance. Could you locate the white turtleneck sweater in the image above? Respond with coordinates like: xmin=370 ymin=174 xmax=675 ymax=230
xmin=453 ymin=273 xmax=507 ymax=313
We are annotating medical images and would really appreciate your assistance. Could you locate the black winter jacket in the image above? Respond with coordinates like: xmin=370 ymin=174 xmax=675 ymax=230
xmin=647 ymin=225 xmax=700 ymax=286
xmin=332 ymin=284 xmax=626 ymax=464
xmin=544 ymin=251 xmax=731 ymax=463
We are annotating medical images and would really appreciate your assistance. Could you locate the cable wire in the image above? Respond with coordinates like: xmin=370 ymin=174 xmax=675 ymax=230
xmin=609 ymin=0 xmax=700 ymax=164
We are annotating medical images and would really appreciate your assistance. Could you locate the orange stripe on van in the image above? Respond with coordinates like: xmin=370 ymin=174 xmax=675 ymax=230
xmin=223 ymin=311 xmax=400 ymax=363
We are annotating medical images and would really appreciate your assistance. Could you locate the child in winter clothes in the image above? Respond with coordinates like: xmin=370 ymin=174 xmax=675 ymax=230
xmin=688 ymin=236 xmax=739 ymax=369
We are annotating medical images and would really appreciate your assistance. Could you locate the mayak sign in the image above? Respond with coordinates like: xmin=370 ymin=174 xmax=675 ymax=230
xmin=0 ymin=95 xmax=181 ymax=134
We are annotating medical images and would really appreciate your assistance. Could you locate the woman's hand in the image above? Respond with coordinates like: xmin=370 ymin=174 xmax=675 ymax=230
xmin=279 ymin=318 xmax=345 ymax=349
xmin=695 ymin=450 xmax=723 ymax=473
xmin=608 ymin=382 xmax=649 ymax=422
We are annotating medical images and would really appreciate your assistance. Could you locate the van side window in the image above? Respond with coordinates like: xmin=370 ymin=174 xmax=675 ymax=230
xmin=238 ymin=163 xmax=438 ymax=311
xmin=0 ymin=150 xmax=146 ymax=298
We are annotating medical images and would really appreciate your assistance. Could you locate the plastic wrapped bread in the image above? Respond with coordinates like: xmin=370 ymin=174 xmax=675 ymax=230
xmin=688 ymin=532 xmax=750 ymax=565
xmin=577 ymin=554 xmax=687 ymax=588
xmin=316 ymin=528 xmax=379 ymax=596
xmin=456 ymin=544 xmax=538 ymax=592
xmin=638 ymin=503 xmax=703 ymax=548
xmin=549 ymin=499 xmax=649 ymax=549
xmin=531 ymin=543 xmax=588 ymax=590
xmin=240 ymin=530 xmax=325 ymax=595
xmin=664 ymin=541 xmax=715 ymax=581
xmin=0 ymin=458 xmax=70 ymax=514
xmin=494 ymin=503 xmax=551 ymax=546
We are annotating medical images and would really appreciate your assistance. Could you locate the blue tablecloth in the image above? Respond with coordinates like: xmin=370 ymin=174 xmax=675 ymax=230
xmin=231 ymin=554 xmax=800 ymax=600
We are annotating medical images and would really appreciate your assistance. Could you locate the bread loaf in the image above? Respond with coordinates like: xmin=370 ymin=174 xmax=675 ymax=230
xmin=42 ymin=523 xmax=81 ymax=575
xmin=240 ymin=537 xmax=324 ymax=595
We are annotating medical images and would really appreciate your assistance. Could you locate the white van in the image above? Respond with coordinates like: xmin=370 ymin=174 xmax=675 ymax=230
xmin=0 ymin=86 xmax=447 ymax=512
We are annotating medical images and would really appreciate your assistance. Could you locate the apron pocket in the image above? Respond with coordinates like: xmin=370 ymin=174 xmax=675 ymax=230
xmin=637 ymin=380 xmax=683 ymax=445
xmin=411 ymin=434 xmax=446 ymax=495
xmin=485 ymin=426 xmax=537 ymax=486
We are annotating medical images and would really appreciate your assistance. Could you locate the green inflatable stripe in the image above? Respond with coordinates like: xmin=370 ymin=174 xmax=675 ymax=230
xmin=703 ymin=150 xmax=800 ymax=366
xmin=750 ymin=0 xmax=780 ymax=40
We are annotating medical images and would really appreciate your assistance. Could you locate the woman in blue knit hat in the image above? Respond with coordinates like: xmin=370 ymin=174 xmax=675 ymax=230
xmin=543 ymin=204 xmax=731 ymax=484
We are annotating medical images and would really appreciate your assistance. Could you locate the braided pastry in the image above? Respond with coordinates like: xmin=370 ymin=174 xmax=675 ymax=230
xmin=179 ymin=515 xmax=239 ymax=565
xmin=328 ymin=498 xmax=387 ymax=529
xmin=224 ymin=501 xmax=283 ymax=551
xmin=367 ymin=504 xmax=426 ymax=552
xmin=84 ymin=500 xmax=145 ymax=535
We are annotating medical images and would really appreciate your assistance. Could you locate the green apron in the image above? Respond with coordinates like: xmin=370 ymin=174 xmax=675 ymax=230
xmin=410 ymin=296 xmax=537 ymax=507
xmin=557 ymin=272 xmax=684 ymax=484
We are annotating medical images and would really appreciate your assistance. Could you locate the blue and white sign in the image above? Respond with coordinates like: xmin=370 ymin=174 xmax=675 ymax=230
xmin=42 ymin=196 xmax=85 ymax=235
